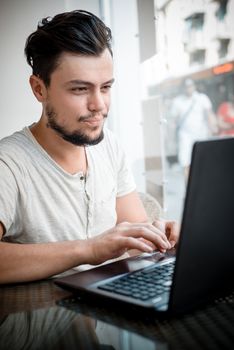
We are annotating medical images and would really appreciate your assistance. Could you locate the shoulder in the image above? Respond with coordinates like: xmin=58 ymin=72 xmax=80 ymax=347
xmin=0 ymin=127 xmax=30 ymax=147
xmin=195 ymin=92 xmax=212 ymax=108
xmin=0 ymin=128 xmax=34 ymax=169
xmin=196 ymin=92 xmax=211 ymax=102
xmin=0 ymin=130 xmax=23 ymax=154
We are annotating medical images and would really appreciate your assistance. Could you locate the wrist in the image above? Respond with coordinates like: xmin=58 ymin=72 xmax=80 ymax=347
xmin=74 ymin=238 xmax=96 ymax=265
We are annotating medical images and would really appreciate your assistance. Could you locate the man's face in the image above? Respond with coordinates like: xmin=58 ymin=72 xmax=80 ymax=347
xmin=43 ymin=49 xmax=114 ymax=146
xmin=185 ymin=83 xmax=195 ymax=97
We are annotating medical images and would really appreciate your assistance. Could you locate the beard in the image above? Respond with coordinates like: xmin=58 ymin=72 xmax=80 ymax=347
xmin=45 ymin=104 xmax=107 ymax=146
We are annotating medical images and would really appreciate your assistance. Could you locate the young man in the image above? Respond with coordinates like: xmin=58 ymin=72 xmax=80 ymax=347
xmin=0 ymin=10 xmax=179 ymax=284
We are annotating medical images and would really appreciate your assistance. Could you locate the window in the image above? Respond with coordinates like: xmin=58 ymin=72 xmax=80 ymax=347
xmin=185 ymin=12 xmax=204 ymax=31
xmin=189 ymin=49 xmax=206 ymax=65
xmin=215 ymin=0 xmax=229 ymax=21
xmin=218 ymin=38 xmax=230 ymax=58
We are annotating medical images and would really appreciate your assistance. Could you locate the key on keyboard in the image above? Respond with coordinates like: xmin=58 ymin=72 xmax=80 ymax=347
xmin=98 ymin=261 xmax=175 ymax=301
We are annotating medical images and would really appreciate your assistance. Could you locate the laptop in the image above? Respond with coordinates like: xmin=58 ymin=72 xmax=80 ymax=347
xmin=55 ymin=137 xmax=234 ymax=314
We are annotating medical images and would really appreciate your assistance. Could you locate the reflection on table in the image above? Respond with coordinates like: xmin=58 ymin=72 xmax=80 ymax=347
xmin=0 ymin=279 xmax=234 ymax=350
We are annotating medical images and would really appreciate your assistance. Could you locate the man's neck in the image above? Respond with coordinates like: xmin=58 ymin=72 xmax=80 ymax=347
xmin=30 ymin=120 xmax=87 ymax=175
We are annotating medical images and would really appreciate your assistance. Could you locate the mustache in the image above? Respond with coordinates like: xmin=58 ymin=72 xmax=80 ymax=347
xmin=78 ymin=113 xmax=108 ymax=122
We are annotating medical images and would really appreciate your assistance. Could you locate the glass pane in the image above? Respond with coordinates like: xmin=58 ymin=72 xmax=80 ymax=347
xmin=140 ymin=0 xmax=234 ymax=222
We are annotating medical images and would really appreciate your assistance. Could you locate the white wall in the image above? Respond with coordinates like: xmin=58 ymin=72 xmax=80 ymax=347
xmin=0 ymin=0 xmax=101 ymax=140
xmin=0 ymin=0 xmax=146 ymax=191
xmin=0 ymin=0 xmax=61 ymax=139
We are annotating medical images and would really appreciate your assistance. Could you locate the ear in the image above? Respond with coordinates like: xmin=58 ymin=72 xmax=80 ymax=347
xmin=29 ymin=75 xmax=47 ymax=102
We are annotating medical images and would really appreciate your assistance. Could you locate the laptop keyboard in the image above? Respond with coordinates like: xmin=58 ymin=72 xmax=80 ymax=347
xmin=98 ymin=260 xmax=175 ymax=301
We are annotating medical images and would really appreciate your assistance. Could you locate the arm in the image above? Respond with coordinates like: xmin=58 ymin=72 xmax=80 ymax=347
xmin=116 ymin=190 xmax=148 ymax=224
xmin=0 ymin=221 xmax=88 ymax=284
xmin=116 ymin=191 xmax=180 ymax=255
xmin=0 ymin=218 xmax=172 ymax=284
xmin=207 ymin=109 xmax=219 ymax=135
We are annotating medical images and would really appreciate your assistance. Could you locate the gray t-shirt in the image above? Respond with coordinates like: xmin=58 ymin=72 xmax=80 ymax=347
xmin=0 ymin=127 xmax=136 ymax=244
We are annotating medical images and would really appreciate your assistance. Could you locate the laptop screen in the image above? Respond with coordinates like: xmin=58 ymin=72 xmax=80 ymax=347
xmin=170 ymin=137 xmax=234 ymax=313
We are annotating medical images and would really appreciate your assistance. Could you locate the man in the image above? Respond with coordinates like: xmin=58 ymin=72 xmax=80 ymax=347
xmin=170 ymin=79 xmax=217 ymax=178
xmin=0 ymin=10 xmax=179 ymax=284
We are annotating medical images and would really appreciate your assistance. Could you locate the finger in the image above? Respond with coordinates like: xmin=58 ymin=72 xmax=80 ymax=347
xmin=153 ymin=219 xmax=179 ymax=246
xmin=166 ymin=221 xmax=180 ymax=247
xmin=166 ymin=221 xmax=179 ymax=239
xmin=152 ymin=219 xmax=165 ymax=231
xmin=129 ymin=222 xmax=170 ymax=244
xmin=122 ymin=237 xmax=157 ymax=253
xmin=122 ymin=226 xmax=171 ymax=251
xmin=138 ymin=238 xmax=156 ymax=250
xmin=152 ymin=220 xmax=168 ymax=241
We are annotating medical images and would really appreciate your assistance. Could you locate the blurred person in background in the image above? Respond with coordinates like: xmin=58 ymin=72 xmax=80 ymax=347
xmin=217 ymin=92 xmax=234 ymax=136
xmin=170 ymin=78 xmax=218 ymax=179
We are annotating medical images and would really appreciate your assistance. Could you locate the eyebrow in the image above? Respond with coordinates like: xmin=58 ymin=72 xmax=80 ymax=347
xmin=65 ymin=78 xmax=115 ymax=87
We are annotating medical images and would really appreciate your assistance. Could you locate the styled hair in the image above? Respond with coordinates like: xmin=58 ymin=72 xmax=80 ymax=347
xmin=25 ymin=10 xmax=112 ymax=86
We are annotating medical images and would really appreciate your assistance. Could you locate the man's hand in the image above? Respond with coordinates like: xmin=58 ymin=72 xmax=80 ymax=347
xmin=153 ymin=219 xmax=180 ymax=248
xmin=85 ymin=222 xmax=172 ymax=265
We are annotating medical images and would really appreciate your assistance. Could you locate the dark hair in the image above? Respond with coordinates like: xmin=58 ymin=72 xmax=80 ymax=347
xmin=25 ymin=10 xmax=112 ymax=86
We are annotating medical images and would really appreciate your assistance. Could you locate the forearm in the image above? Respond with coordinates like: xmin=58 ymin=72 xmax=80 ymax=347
xmin=208 ymin=112 xmax=218 ymax=134
xmin=0 ymin=239 xmax=89 ymax=284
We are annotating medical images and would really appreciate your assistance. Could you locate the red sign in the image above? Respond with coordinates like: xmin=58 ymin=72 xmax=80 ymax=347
xmin=213 ymin=63 xmax=234 ymax=75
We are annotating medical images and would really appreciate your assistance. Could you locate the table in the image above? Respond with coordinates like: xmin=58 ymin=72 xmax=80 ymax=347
xmin=1 ymin=279 xmax=234 ymax=350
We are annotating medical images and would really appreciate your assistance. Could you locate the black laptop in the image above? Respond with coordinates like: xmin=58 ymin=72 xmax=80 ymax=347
xmin=55 ymin=137 xmax=234 ymax=314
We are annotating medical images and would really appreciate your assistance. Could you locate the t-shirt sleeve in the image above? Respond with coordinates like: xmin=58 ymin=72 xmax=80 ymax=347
xmin=0 ymin=159 xmax=18 ymax=232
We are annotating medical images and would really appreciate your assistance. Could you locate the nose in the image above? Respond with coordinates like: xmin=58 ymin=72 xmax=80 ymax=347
xmin=88 ymin=91 xmax=106 ymax=113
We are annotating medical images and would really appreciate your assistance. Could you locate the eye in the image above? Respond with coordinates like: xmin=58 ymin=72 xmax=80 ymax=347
xmin=71 ymin=87 xmax=88 ymax=92
xmin=101 ymin=85 xmax=112 ymax=92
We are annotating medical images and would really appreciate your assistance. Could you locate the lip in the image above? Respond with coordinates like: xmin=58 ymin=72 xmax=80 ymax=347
xmin=82 ymin=117 xmax=103 ymax=126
